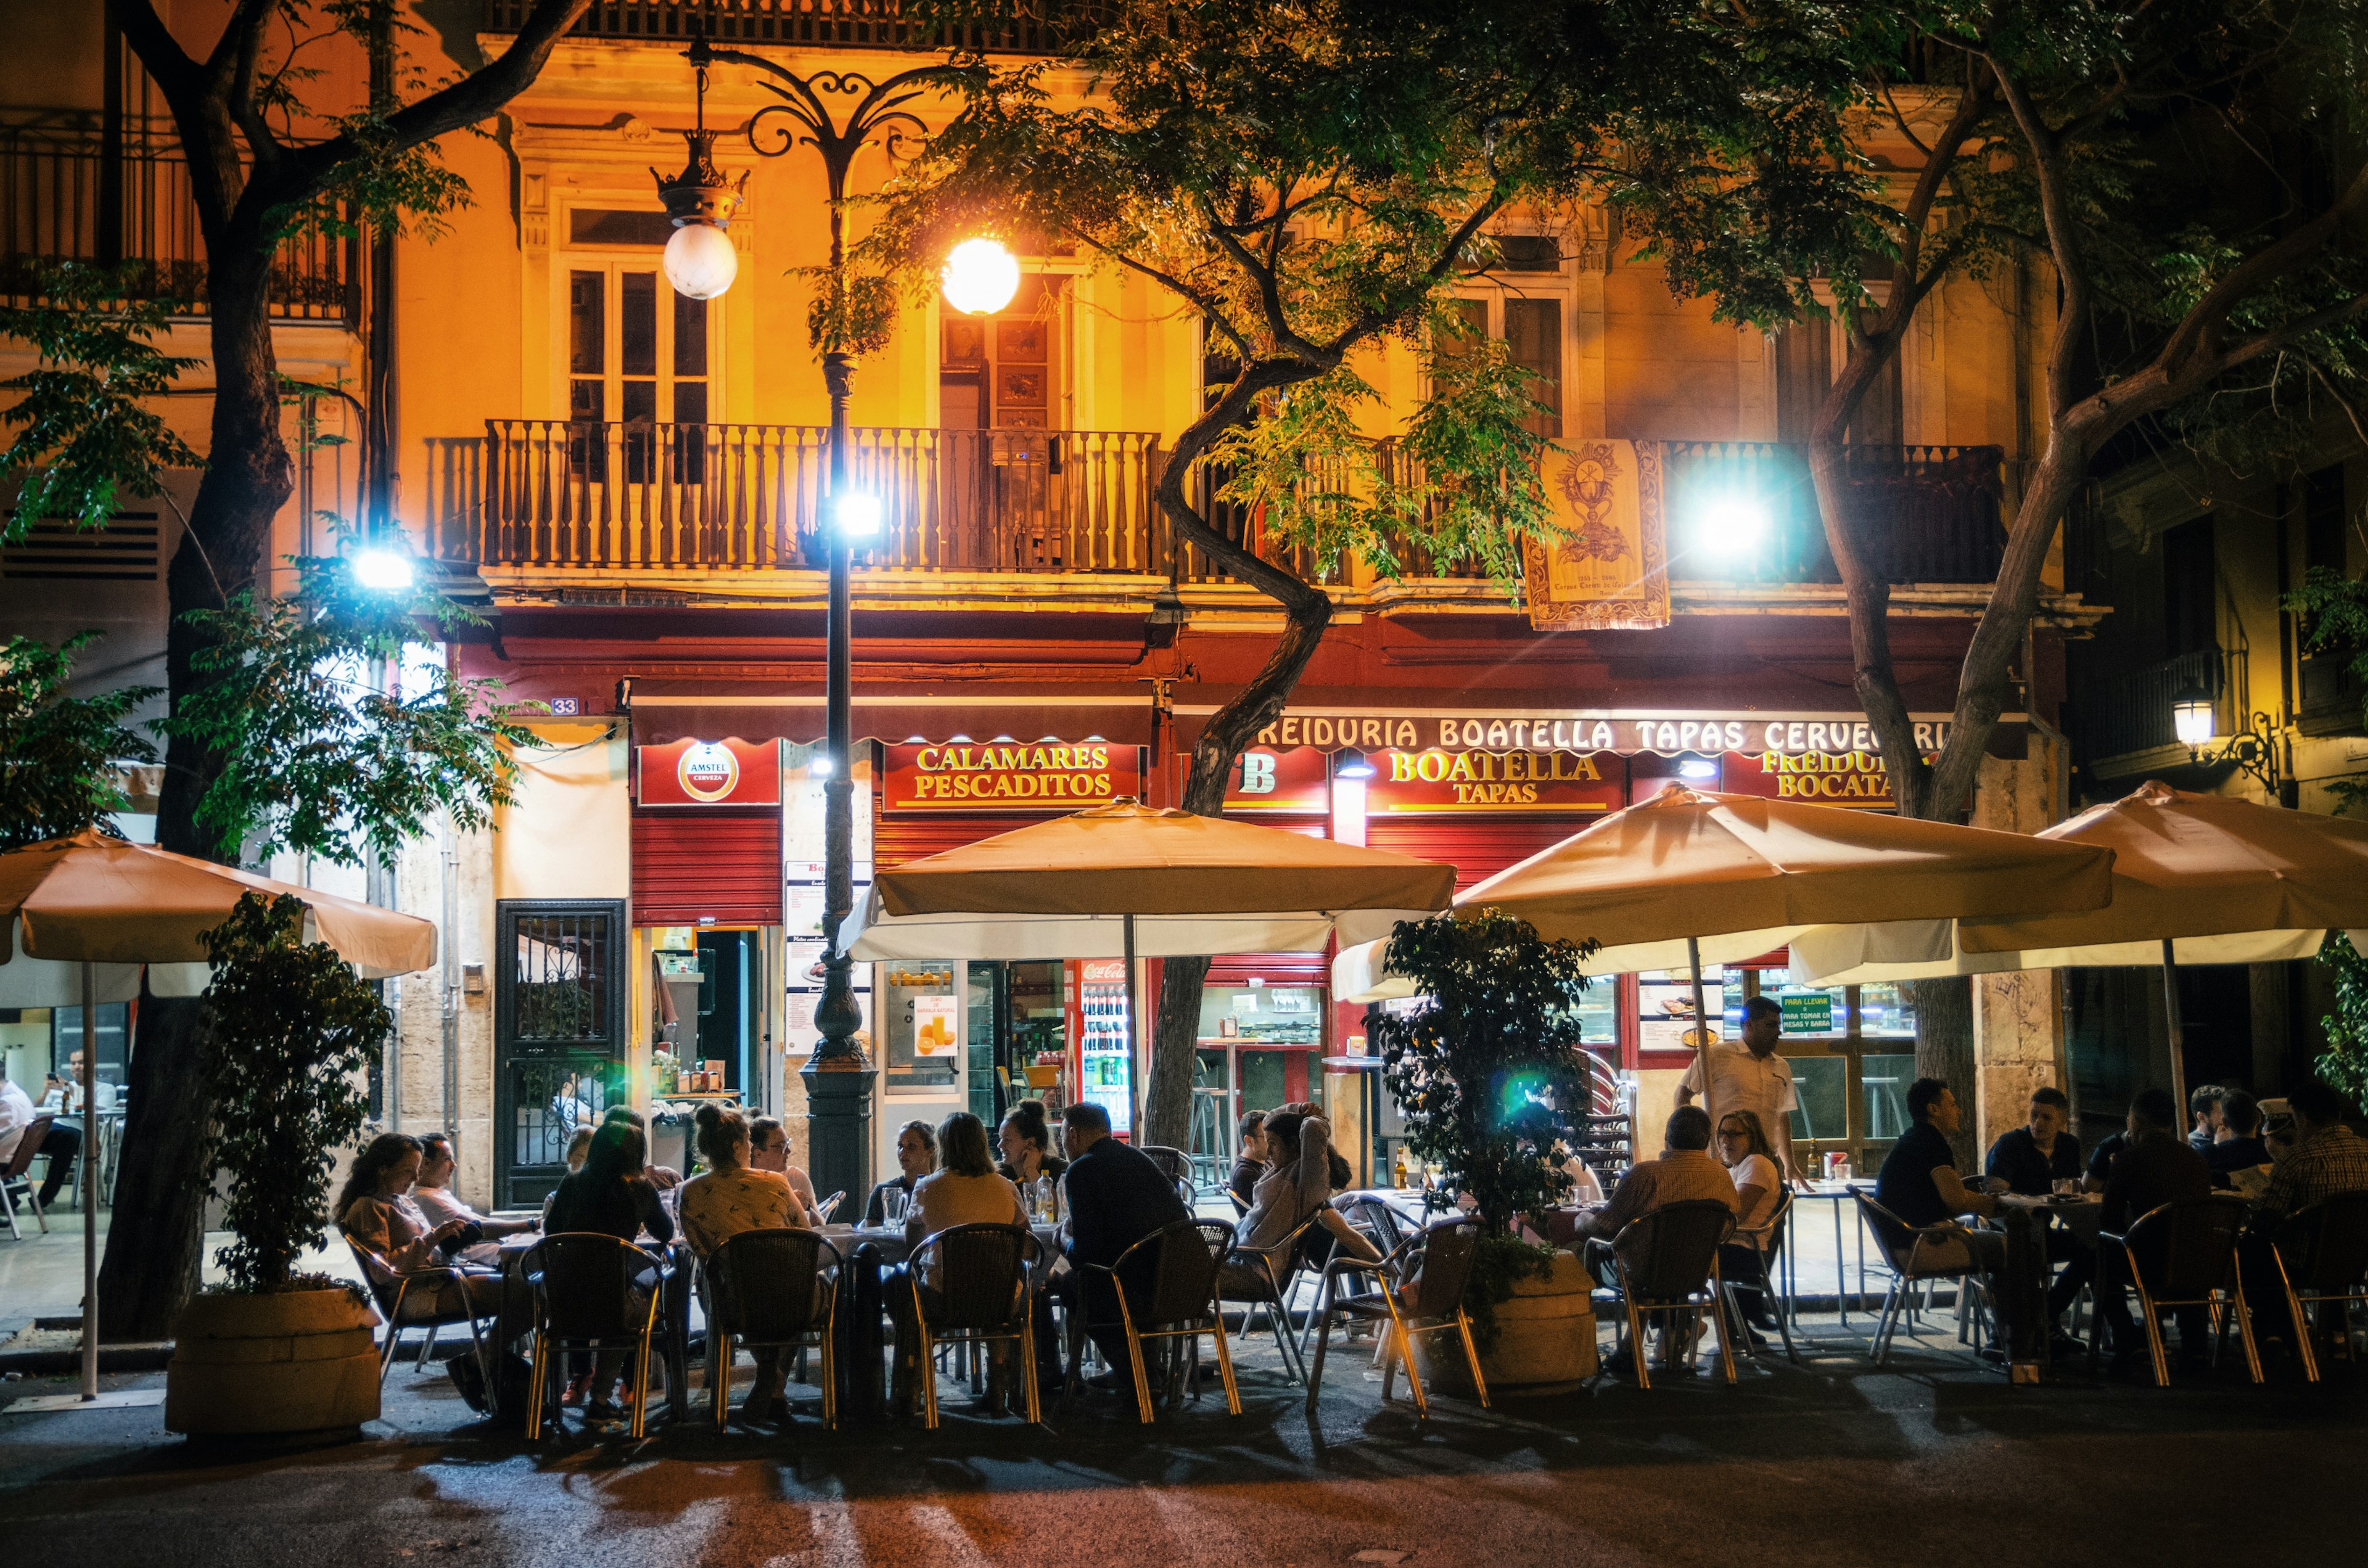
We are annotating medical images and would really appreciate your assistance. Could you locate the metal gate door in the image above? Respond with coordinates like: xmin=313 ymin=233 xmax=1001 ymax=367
xmin=494 ymin=900 xmax=627 ymax=1208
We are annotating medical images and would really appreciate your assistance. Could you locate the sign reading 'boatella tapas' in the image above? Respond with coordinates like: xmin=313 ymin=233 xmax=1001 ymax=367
xmin=881 ymin=741 xmax=1145 ymax=812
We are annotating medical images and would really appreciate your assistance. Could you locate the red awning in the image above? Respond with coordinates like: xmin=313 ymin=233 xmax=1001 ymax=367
xmin=627 ymin=684 xmax=1157 ymax=747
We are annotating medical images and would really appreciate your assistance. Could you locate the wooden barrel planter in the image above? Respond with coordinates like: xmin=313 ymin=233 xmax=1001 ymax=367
xmin=1412 ymin=1249 xmax=1598 ymax=1396
xmin=165 ymin=1287 xmax=381 ymax=1437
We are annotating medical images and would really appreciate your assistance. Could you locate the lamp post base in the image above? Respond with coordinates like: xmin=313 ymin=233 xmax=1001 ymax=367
xmin=801 ymin=1053 xmax=874 ymax=1215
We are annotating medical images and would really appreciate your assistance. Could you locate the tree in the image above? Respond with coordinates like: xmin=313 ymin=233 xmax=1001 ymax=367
xmin=873 ymin=0 xmax=1873 ymax=1146
xmin=0 ymin=633 xmax=159 ymax=852
xmin=1368 ymin=908 xmax=1596 ymax=1340
xmin=198 ymin=891 xmax=390 ymax=1294
xmin=60 ymin=0 xmax=594 ymax=1337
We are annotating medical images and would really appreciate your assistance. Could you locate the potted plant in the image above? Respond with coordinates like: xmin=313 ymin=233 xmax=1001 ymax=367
xmin=165 ymin=892 xmax=392 ymax=1436
xmin=1371 ymin=907 xmax=1602 ymax=1391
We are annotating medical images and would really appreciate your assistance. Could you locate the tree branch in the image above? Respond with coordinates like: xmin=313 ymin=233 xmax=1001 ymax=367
xmin=2158 ymin=158 xmax=2368 ymax=379
xmin=1988 ymin=55 xmax=2090 ymax=420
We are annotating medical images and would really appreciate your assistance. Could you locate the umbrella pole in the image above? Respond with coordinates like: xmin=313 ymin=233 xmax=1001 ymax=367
xmin=1124 ymin=914 xmax=1141 ymax=1142
xmin=2160 ymin=937 xmax=2189 ymax=1123
xmin=80 ymin=960 xmax=97 ymax=1402
xmin=1687 ymin=937 xmax=1715 ymax=1129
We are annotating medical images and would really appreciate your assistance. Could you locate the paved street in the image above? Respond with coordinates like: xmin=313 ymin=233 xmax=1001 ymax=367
xmin=4 ymin=1324 xmax=2362 ymax=1568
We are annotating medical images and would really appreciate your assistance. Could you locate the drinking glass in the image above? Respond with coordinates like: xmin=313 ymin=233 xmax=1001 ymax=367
xmin=2052 ymin=1177 xmax=2080 ymax=1198
xmin=882 ymin=1187 xmax=910 ymax=1227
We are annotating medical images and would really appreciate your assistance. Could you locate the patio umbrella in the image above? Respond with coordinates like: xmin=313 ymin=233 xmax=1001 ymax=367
xmin=1787 ymin=781 xmax=2368 ymax=1110
xmin=0 ymin=829 xmax=438 ymax=1404
xmin=841 ymin=799 xmax=1456 ymax=1133
xmin=1331 ymin=783 xmax=2118 ymax=1122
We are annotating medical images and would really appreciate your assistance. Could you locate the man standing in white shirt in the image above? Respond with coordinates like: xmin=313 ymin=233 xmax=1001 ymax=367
xmin=1676 ymin=995 xmax=1799 ymax=1181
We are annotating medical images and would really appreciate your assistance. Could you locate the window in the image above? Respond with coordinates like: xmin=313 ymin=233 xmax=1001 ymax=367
xmin=2162 ymin=516 xmax=2218 ymax=658
xmin=562 ymin=261 xmax=712 ymax=483
xmin=1774 ymin=321 xmax=1830 ymax=444
xmin=1438 ymin=287 xmax=1565 ymax=438
xmin=940 ymin=273 xmax=1061 ymax=431
xmin=1713 ymin=968 xmax=1927 ymax=1175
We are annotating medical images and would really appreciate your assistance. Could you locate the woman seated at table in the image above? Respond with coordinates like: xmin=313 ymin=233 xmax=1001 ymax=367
xmin=676 ymin=1104 xmax=804 ymax=1423
xmin=748 ymin=1115 xmax=826 ymax=1225
xmin=862 ymin=1119 xmax=939 ymax=1225
xmin=995 ymin=1100 xmax=1069 ymax=1198
xmin=887 ymin=1112 xmax=1035 ymax=1410
xmin=545 ymin=1122 xmax=675 ymax=1419
xmin=1714 ymin=1110 xmax=1784 ymax=1342
xmin=339 ymin=1134 xmax=528 ymax=1377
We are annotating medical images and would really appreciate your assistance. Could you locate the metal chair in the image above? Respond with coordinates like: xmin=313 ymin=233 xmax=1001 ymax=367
xmin=1140 ymin=1144 xmax=1196 ymax=1205
xmin=1217 ymin=1213 xmax=1322 ymax=1382
xmin=1852 ymin=1190 xmax=1994 ymax=1367
xmin=1296 ymin=1196 xmax=1415 ymax=1361
xmin=1067 ymin=1219 xmax=1241 ymax=1423
xmin=1592 ymin=1200 xmax=1738 ymax=1389
xmin=700 ymin=1228 xmax=841 ymax=1428
xmin=1305 ymin=1216 xmax=1489 ymax=1418
xmin=1 ymin=1113 xmax=56 ymax=1240
xmin=2267 ymin=1192 xmax=2368 ymax=1382
xmin=902 ymin=1221 xmax=1045 ymax=1428
xmin=1720 ymin=1186 xmax=1799 ymax=1364
xmin=2097 ymin=1196 xmax=2261 ymax=1387
xmin=342 ymin=1230 xmax=501 ymax=1387
xmin=519 ymin=1233 xmax=673 ymax=1439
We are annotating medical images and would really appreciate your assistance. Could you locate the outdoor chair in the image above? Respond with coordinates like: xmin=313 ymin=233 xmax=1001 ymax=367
xmin=1 ymin=1112 xmax=55 ymax=1240
xmin=1720 ymin=1185 xmax=1800 ymax=1365
xmin=1296 ymin=1196 xmax=1415 ymax=1361
xmin=1217 ymin=1213 xmax=1323 ymax=1382
xmin=902 ymin=1221 xmax=1045 ymax=1428
xmin=699 ymin=1227 xmax=841 ymax=1429
xmin=520 ymin=1232 xmax=675 ymax=1440
xmin=342 ymin=1229 xmax=503 ymax=1389
xmin=1065 ymin=1219 xmax=1240 ymax=1423
xmin=1590 ymin=1199 xmax=1739 ymax=1389
xmin=2096 ymin=1196 xmax=2261 ymax=1387
xmin=1853 ymin=1190 xmax=1995 ymax=1368
xmin=1139 ymin=1144 xmax=1196 ymax=1205
xmin=2266 ymin=1192 xmax=2368 ymax=1382
xmin=1305 ymin=1216 xmax=1489 ymax=1419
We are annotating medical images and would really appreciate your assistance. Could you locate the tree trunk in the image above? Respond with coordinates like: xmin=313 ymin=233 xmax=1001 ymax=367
xmin=97 ymin=242 xmax=289 ymax=1340
xmin=1913 ymin=975 xmax=1977 ymax=1169
xmin=1137 ymin=593 xmax=1333 ymax=1151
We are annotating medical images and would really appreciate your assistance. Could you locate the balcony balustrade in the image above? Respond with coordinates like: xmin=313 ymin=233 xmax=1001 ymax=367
xmin=2081 ymin=646 xmax=2240 ymax=765
xmin=459 ymin=420 xmax=2010 ymax=594
xmin=480 ymin=0 xmax=1096 ymax=52
xmin=1 ymin=127 xmax=357 ymax=321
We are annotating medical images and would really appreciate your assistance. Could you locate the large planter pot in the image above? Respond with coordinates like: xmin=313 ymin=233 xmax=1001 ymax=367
xmin=166 ymin=1287 xmax=380 ymax=1437
xmin=1412 ymin=1249 xmax=1598 ymax=1397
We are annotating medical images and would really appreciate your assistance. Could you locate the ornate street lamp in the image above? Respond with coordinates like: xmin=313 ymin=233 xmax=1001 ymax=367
xmin=670 ymin=32 xmax=1016 ymax=1207
xmin=2168 ymin=682 xmax=2284 ymax=795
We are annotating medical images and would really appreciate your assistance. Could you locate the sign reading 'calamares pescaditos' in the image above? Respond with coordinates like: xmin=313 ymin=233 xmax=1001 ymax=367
xmin=881 ymin=741 xmax=1144 ymax=812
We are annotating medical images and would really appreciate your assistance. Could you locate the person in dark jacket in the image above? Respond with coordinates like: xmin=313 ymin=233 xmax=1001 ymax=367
xmin=1056 ymin=1101 xmax=1190 ymax=1393
xmin=2205 ymin=1089 xmax=2269 ymax=1184
xmin=2095 ymin=1088 xmax=2214 ymax=1371
xmin=544 ymin=1122 xmax=674 ymax=1418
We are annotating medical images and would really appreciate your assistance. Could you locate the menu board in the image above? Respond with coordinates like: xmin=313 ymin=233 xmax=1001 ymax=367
xmin=1637 ymin=972 xmax=1723 ymax=1056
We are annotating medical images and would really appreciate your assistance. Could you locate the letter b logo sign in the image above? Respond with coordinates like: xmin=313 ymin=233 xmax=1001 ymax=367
xmin=1238 ymin=752 xmax=1277 ymax=795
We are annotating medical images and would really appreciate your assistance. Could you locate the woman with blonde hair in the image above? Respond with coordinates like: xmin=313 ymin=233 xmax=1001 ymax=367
xmin=1713 ymin=1108 xmax=1783 ymax=1340
xmin=677 ymin=1103 xmax=804 ymax=1423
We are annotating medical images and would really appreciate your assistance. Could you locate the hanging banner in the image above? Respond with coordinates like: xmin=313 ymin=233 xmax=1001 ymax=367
xmin=1522 ymin=439 xmax=1671 ymax=631
xmin=881 ymin=741 xmax=1143 ymax=812
xmin=636 ymin=737 xmax=781 ymax=807
xmin=1365 ymin=749 xmax=1626 ymax=814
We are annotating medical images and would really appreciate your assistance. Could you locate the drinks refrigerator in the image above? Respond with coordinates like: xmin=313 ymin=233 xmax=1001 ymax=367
xmin=1069 ymin=958 xmax=1134 ymax=1138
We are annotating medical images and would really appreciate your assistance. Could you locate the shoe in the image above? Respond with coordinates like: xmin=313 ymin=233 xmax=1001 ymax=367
xmin=585 ymin=1398 xmax=623 ymax=1422
xmin=1083 ymin=1369 xmax=1136 ymax=1394
xmin=736 ymin=1395 xmax=787 ymax=1424
xmin=1600 ymin=1347 xmax=1635 ymax=1377
xmin=2049 ymin=1333 xmax=2089 ymax=1360
xmin=560 ymin=1374 xmax=592 ymax=1408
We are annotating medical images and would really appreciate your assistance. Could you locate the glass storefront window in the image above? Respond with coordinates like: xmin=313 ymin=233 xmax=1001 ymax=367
xmin=1786 ymin=1055 xmax=1848 ymax=1146
xmin=1198 ymin=984 xmax=1322 ymax=1047
xmin=1860 ymin=1052 xmax=1916 ymax=1141
xmin=1766 ymin=980 xmax=1846 ymax=1040
xmin=1857 ymin=982 xmax=1918 ymax=1038
xmin=882 ymin=960 xmax=961 ymax=1090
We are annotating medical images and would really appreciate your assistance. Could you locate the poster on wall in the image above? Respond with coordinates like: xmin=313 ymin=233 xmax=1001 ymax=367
xmin=911 ymin=994 xmax=960 ymax=1059
xmin=1521 ymin=440 xmax=1671 ymax=632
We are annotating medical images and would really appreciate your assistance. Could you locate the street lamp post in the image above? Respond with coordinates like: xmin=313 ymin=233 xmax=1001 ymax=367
xmin=661 ymin=35 xmax=1016 ymax=1209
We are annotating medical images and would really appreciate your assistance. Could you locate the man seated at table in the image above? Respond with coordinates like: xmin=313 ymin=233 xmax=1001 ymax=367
xmin=2095 ymin=1088 xmax=2214 ymax=1371
xmin=1057 ymin=1101 xmax=1190 ymax=1395
xmin=2205 ymin=1089 xmax=2270 ymax=1187
xmin=1576 ymin=1106 xmax=1740 ymax=1370
xmin=2187 ymin=1084 xmax=2226 ymax=1155
xmin=411 ymin=1132 xmax=538 ymax=1266
xmin=1872 ymin=1078 xmax=2036 ymax=1356
xmin=2251 ymin=1080 xmax=2368 ymax=1225
xmin=1228 ymin=1110 xmax=1268 ymax=1209
xmin=1984 ymin=1085 xmax=2092 ymax=1341
xmin=1 ymin=1072 xmax=80 ymax=1212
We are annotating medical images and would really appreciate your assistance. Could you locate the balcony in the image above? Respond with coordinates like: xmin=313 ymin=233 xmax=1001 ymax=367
xmin=448 ymin=422 xmax=2016 ymax=604
xmin=482 ymin=0 xmax=1095 ymax=52
xmin=2082 ymin=647 xmax=2242 ymax=770
xmin=0 ymin=128 xmax=357 ymax=322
